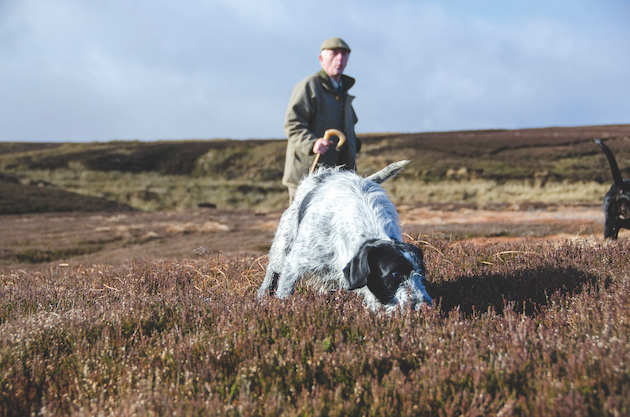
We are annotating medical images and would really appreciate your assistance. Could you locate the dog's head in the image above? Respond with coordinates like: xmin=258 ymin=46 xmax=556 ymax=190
xmin=343 ymin=239 xmax=431 ymax=311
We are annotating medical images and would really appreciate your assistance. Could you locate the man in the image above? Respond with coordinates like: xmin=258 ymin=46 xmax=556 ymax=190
xmin=282 ymin=37 xmax=360 ymax=202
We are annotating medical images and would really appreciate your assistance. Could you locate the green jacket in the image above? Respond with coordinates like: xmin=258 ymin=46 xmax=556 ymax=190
xmin=282 ymin=69 xmax=359 ymax=188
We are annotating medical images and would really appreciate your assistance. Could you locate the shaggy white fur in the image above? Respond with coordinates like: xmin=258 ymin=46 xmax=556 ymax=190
xmin=258 ymin=161 xmax=431 ymax=311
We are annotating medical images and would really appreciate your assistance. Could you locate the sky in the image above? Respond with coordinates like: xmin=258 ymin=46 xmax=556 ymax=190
xmin=0 ymin=0 xmax=628 ymax=142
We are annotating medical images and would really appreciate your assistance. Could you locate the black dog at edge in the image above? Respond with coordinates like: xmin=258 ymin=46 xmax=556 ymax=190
xmin=595 ymin=138 xmax=630 ymax=239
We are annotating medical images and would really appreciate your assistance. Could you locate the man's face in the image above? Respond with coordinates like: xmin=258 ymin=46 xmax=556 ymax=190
xmin=319 ymin=48 xmax=349 ymax=81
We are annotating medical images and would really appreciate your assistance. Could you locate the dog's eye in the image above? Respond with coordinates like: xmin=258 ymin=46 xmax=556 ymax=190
xmin=392 ymin=272 xmax=404 ymax=280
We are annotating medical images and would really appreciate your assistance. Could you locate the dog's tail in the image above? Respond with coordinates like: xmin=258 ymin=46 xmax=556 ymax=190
xmin=595 ymin=138 xmax=625 ymax=189
xmin=365 ymin=160 xmax=410 ymax=184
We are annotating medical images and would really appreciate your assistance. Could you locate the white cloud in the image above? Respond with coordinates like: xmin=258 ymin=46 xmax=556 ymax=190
xmin=0 ymin=0 xmax=628 ymax=141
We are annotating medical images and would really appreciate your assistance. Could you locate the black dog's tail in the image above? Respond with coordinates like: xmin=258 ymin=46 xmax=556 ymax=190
xmin=595 ymin=138 xmax=625 ymax=189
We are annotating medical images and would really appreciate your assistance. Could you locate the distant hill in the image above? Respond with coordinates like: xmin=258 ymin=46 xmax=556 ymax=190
xmin=0 ymin=173 xmax=134 ymax=215
xmin=357 ymin=124 xmax=630 ymax=183
xmin=1 ymin=124 xmax=629 ymax=213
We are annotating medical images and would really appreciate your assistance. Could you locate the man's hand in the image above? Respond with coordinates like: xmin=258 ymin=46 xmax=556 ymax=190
xmin=313 ymin=136 xmax=331 ymax=155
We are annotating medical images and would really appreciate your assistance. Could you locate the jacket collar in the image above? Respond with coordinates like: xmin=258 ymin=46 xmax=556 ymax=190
xmin=317 ymin=69 xmax=355 ymax=93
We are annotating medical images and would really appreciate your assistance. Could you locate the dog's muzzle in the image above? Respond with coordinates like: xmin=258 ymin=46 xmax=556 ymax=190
xmin=394 ymin=272 xmax=432 ymax=311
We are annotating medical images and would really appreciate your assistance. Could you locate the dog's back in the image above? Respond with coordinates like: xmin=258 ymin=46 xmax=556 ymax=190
xmin=296 ymin=168 xmax=402 ymax=246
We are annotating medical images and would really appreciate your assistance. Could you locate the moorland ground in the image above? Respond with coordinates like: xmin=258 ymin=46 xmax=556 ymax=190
xmin=1 ymin=125 xmax=630 ymax=415
xmin=2 ymin=123 xmax=630 ymax=271
xmin=0 ymin=201 xmax=616 ymax=273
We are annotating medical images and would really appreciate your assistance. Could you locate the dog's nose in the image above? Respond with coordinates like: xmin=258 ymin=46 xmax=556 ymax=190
xmin=410 ymin=297 xmax=432 ymax=311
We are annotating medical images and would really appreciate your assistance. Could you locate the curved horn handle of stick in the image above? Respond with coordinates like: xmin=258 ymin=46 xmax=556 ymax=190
xmin=324 ymin=128 xmax=346 ymax=150
xmin=309 ymin=129 xmax=347 ymax=174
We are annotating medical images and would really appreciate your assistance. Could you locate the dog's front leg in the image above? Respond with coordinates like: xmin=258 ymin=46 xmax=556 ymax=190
xmin=258 ymin=269 xmax=280 ymax=298
xmin=258 ymin=239 xmax=292 ymax=298
xmin=604 ymin=194 xmax=621 ymax=239
xmin=614 ymin=218 xmax=630 ymax=239
xmin=258 ymin=210 xmax=299 ymax=298
xmin=274 ymin=261 xmax=303 ymax=299
xmin=605 ymin=215 xmax=619 ymax=239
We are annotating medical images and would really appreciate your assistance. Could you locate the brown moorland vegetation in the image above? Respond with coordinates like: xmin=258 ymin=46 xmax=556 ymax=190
xmin=1 ymin=125 xmax=630 ymax=415
xmin=1 ymin=124 xmax=630 ymax=212
xmin=3 ymin=124 xmax=628 ymax=273
xmin=1 ymin=236 xmax=629 ymax=415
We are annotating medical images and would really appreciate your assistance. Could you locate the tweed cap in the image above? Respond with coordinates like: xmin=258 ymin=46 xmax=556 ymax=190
xmin=320 ymin=37 xmax=351 ymax=52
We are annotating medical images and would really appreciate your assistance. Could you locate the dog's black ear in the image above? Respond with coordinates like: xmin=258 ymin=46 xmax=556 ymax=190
xmin=343 ymin=240 xmax=382 ymax=290
xmin=390 ymin=240 xmax=424 ymax=263
xmin=406 ymin=242 xmax=424 ymax=260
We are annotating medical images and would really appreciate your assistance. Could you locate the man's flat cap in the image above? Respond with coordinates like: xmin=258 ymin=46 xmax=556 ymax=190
xmin=320 ymin=37 xmax=351 ymax=52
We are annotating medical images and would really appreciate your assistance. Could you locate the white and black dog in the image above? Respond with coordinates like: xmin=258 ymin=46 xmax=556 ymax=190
xmin=257 ymin=161 xmax=432 ymax=311
xmin=595 ymin=138 xmax=630 ymax=239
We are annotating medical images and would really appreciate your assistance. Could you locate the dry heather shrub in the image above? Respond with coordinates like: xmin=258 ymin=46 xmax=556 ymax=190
xmin=0 ymin=239 xmax=629 ymax=416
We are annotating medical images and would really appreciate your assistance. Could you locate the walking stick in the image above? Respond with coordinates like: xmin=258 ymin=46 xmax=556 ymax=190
xmin=309 ymin=129 xmax=346 ymax=174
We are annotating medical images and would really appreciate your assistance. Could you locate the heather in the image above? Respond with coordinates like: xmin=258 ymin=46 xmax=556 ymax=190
xmin=1 ymin=237 xmax=629 ymax=416
xmin=2 ymin=124 xmax=630 ymax=212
